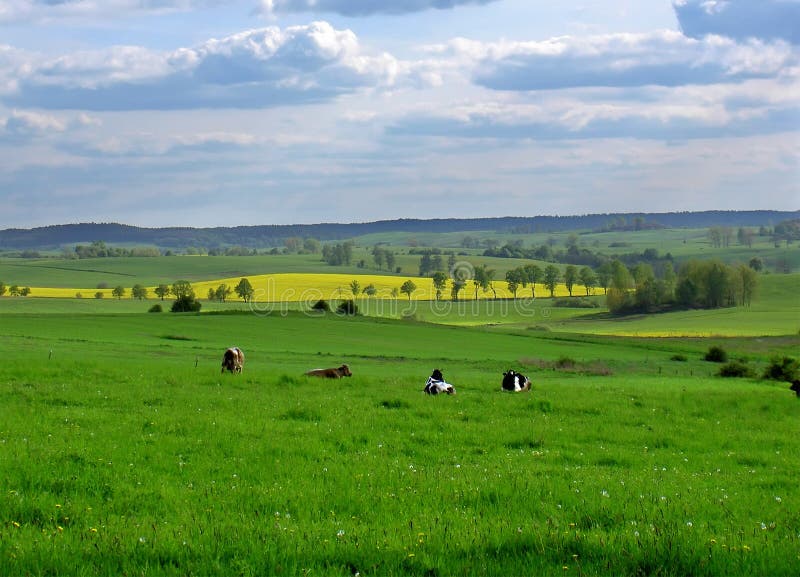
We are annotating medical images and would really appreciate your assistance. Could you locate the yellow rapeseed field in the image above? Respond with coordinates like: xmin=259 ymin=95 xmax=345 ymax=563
xmin=25 ymin=273 xmax=573 ymax=301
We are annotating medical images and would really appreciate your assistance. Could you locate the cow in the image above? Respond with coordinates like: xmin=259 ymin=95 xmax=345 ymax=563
xmin=424 ymin=368 xmax=456 ymax=395
xmin=502 ymin=370 xmax=531 ymax=392
xmin=221 ymin=347 xmax=245 ymax=373
xmin=305 ymin=364 xmax=352 ymax=379
xmin=791 ymin=380 xmax=800 ymax=397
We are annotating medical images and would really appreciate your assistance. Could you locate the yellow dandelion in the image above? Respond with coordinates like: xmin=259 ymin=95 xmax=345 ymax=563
xmin=12 ymin=521 xmax=20 ymax=528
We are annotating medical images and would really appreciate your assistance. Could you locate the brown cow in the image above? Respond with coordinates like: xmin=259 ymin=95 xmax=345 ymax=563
xmin=305 ymin=364 xmax=352 ymax=379
xmin=221 ymin=347 xmax=245 ymax=373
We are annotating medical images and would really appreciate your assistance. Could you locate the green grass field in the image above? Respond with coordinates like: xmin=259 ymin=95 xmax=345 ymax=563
xmin=1 ymin=228 xmax=799 ymax=575
xmin=0 ymin=310 xmax=798 ymax=576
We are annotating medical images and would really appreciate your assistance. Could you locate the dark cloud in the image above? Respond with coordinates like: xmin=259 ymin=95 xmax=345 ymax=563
xmin=673 ymin=0 xmax=800 ymax=44
xmin=261 ymin=0 xmax=498 ymax=16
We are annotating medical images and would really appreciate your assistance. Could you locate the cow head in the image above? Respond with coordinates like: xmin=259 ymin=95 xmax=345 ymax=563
xmin=339 ymin=364 xmax=353 ymax=377
xmin=431 ymin=369 xmax=444 ymax=381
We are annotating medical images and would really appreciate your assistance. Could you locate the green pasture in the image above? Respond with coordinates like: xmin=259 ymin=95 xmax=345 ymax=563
xmin=0 ymin=311 xmax=798 ymax=576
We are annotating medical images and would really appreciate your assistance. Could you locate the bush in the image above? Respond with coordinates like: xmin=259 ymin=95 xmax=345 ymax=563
xmin=148 ymin=304 xmax=163 ymax=313
xmin=171 ymin=295 xmax=202 ymax=313
xmin=670 ymin=354 xmax=688 ymax=362
xmin=553 ymin=297 xmax=599 ymax=308
xmin=762 ymin=356 xmax=800 ymax=383
xmin=336 ymin=300 xmax=359 ymax=316
xmin=555 ymin=356 xmax=576 ymax=369
xmin=718 ymin=361 xmax=755 ymax=378
xmin=311 ymin=299 xmax=330 ymax=312
xmin=704 ymin=346 xmax=728 ymax=363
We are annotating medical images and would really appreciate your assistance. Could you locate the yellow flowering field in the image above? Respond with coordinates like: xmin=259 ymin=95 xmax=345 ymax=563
xmin=25 ymin=273 xmax=572 ymax=301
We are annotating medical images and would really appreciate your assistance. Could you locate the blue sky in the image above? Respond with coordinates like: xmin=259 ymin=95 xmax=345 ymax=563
xmin=0 ymin=0 xmax=797 ymax=228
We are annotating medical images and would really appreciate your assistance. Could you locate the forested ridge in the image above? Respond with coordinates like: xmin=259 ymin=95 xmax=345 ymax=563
xmin=1 ymin=210 xmax=797 ymax=250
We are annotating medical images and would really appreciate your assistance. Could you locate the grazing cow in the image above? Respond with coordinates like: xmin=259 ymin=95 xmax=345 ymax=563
xmin=502 ymin=370 xmax=531 ymax=392
xmin=305 ymin=364 xmax=352 ymax=379
xmin=424 ymin=369 xmax=456 ymax=395
xmin=791 ymin=380 xmax=800 ymax=397
xmin=221 ymin=347 xmax=245 ymax=374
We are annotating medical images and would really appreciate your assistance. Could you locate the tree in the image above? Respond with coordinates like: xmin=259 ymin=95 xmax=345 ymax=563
xmin=505 ymin=268 xmax=524 ymax=298
xmin=563 ymin=265 xmax=577 ymax=296
xmin=400 ymin=280 xmax=417 ymax=300
xmin=215 ymin=284 xmax=232 ymax=302
xmin=596 ymin=262 xmax=612 ymax=295
xmin=450 ymin=279 xmax=465 ymax=301
xmin=112 ymin=286 xmax=126 ymax=299
xmin=523 ymin=264 xmax=542 ymax=298
xmin=207 ymin=287 xmax=217 ymax=301
xmin=362 ymin=284 xmax=377 ymax=297
xmin=385 ymin=251 xmax=396 ymax=272
xmin=472 ymin=265 xmax=487 ymax=300
xmin=0 ymin=281 xmax=6 ymax=296
xmin=171 ymin=295 xmax=201 ymax=312
xmin=483 ymin=267 xmax=497 ymax=299
xmin=579 ymin=266 xmax=596 ymax=296
xmin=235 ymin=278 xmax=254 ymax=303
xmin=9 ymin=285 xmax=20 ymax=297
xmin=543 ymin=265 xmax=560 ymax=297
xmin=737 ymin=227 xmax=754 ymax=248
xmin=154 ymin=284 xmax=171 ymax=301
xmin=303 ymin=238 xmax=321 ymax=253
xmin=172 ymin=280 xmax=194 ymax=300
xmin=349 ymin=279 xmax=361 ymax=297
xmin=372 ymin=246 xmax=385 ymax=270
xmin=94 ymin=291 xmax=104 ymax=299
xmin=738 ymin=264 xmax=758 ymax=307
xmin=431 ymin=272 xmax=448 ymax=301
xmin=131 ymin=284 xmax=148 ymax=300
xmin=748 ymin=257 xmax=763 ymax=272
xmin=20 ymin=287 xmax=31 ymax=297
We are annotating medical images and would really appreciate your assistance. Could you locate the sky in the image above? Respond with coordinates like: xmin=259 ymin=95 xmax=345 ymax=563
xmin=0 ymin=0 xmax=797 ymax=229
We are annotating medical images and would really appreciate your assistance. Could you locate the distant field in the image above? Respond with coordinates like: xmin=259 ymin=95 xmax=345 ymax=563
xmin=1 ymin=272 xmax=797 ymax=337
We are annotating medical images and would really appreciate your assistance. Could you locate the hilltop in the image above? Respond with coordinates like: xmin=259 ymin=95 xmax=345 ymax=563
xmin=1 ymin=210 xmax=797 ymax=250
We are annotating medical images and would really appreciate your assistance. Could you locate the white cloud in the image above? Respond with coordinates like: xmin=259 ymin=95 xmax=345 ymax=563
xmin=673 ymin=0 xmax=800 ymax=44
xmin=1 ymin=21 xmax=411 ymax=110
xmin=438 ymin=31 xmax=797 ymax=91
xmin=2 ymin=109 xmax=66 ymax=137
xmin=259 ymin=0 xmax=498 ymax=17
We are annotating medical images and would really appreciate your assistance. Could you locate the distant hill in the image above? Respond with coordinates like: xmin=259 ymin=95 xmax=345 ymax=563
xmin=1 ymin=211 xmax=797 ymax=250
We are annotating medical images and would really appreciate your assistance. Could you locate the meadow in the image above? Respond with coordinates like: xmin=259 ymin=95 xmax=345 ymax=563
xmin=1 ymin=228 xmax=799 ymax=575
xmin=0 ymin=309 xmax=799 ymax=576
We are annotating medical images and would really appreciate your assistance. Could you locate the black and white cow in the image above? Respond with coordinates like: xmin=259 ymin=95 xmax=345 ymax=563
xmin=790 ymin=380 xmax=800 ymax=397
xmin=424 ymin=369 xmax=456 ymax=395
xmin=502 ymin=370 xmax=531 ymax=392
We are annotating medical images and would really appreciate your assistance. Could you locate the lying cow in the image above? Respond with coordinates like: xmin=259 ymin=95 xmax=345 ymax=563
xmin=305 ymin=364 xmax=352 ymax=379
xmin=502 ymin=370 xmax=531 ymax=392
xmin=221 ymin=347 xmax=245 ymax=374
xmin=424 ymin=369 xmax=456 ymax=395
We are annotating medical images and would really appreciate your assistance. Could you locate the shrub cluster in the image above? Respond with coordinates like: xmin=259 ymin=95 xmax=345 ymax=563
xmin=704 ymin=346 xmax=728 ymax=363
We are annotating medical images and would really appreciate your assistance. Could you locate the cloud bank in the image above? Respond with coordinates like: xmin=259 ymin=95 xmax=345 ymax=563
xmin=1 ymin=22 xmax=407 ymax=110
xmin=462 ymin=31 xmax=795 ymax=91
xmin=673 ymin=0 xmax=800 ymax=44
